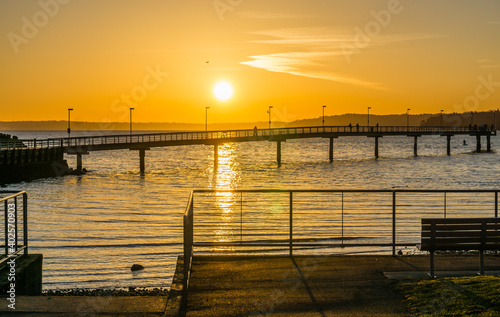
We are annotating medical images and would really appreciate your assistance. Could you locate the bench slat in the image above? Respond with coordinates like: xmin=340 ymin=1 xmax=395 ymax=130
xmin=422 ymin=217 xmax=500 ymax=225
xmin=422 ymin=224 xmax=500 ymax=231
xmin=422 ymin=231 xmax=500 ymax=238
xmin=422 ymin=237 xmax=500 ymax=244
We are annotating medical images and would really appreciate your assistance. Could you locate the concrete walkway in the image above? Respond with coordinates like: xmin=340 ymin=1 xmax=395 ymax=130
xmin=0 ymin=295 xmax=168 ymax=316
xmin=184 ymin=255 xmax=500 ymax=316
xmin=1 ymin=254 xmax=498 ymax=316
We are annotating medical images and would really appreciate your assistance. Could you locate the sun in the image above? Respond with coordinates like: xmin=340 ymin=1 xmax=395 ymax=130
xmin=213 ymin=81 xmax=234 ymax=101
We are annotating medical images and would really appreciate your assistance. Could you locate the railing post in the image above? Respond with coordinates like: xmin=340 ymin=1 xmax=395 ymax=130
xmin=4 ymin=200 xmax=8 ymax=257
xmin=289 ymin=191 xmax=293 ymax=257
xmin=392 ymin=191 xmax=396 ymax=256
xmin=23 ymin=192 xmax=28 ymax=255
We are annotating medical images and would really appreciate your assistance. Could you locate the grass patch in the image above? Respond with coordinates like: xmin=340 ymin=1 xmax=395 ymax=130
xmin=397 ymin=276 xmax=500 ymax=316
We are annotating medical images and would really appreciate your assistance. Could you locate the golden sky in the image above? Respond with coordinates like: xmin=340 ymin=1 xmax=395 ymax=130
xmin=1 ymin=0 xmax=499 ymax=123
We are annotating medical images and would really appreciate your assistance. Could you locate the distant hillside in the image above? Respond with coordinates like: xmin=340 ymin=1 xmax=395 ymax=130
xmin=287 ymin=113 xmax=434 ymax=127
xmin=0 ymin=111 xmax=497 ymax=131
xmin=420 ymin=111 xmax=498 ymax=127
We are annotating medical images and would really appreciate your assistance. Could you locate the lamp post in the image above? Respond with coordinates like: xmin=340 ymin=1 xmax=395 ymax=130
xmin=130 ymin=108 xmax=135 ymax=136
xmin=205 ymin=107 xmax=210 ymax=132
xmin=67 ymin=108 xmax=73 ymax=138
xmin=440 ymin=110 xmax=444 ymax=128
xmin=406 ymin=108 xmax=411 ymax=129
xmin=322 ymin=105 xmax=326 ymax=127
xmin=470 ymin=111 xmax=474 ymax=126
xmin=268 ymin=106 xmax=273 ymax=129
xmin=367 ymin=107 xmax=371 ymax=126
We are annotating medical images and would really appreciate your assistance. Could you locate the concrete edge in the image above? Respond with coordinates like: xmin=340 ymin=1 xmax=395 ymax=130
xmin=163 ymin=255 xmax=185 ymax=317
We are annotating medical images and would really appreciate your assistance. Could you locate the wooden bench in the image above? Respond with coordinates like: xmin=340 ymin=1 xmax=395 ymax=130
xmin=421 ymin=217 xmax=500 ymax=277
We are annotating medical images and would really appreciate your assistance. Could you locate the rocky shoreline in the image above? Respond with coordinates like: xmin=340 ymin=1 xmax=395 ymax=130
xmin=42 ymin=287 xmax=170 ymax=297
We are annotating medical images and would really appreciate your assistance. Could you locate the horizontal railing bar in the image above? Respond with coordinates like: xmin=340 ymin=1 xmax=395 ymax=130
xmin=0 ymin=191 xmax=27 ymax=202
xmin=0 ymin=246 xmax=27 ymax=265
xmin=193 ymin=189 xmax=500 ymax=194
xmin=193 ymin=242 xmax=417 ymax=247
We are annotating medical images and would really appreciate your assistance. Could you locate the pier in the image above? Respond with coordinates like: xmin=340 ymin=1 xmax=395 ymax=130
xmin=0 ymin=125 xmax=496 ymax=175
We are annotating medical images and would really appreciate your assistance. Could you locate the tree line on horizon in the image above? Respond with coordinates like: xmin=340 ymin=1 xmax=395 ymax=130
xmin=0 ymin=111 xmax=497 ymax=131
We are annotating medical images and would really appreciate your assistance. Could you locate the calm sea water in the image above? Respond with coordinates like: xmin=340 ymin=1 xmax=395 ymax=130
xmin=2 ymin=130 xmax=499 ymax=290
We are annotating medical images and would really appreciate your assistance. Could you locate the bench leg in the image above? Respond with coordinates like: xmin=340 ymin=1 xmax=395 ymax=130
xmin=429 ymin=251 xmax=435 ymax=278
xmin=479 ymin=250 xmax=485 ymax=276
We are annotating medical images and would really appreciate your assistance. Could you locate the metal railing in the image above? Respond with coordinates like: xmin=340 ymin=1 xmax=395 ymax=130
xmin=183 ymin=188 xmax=499 ymax=295
xmin=184 ymin=189 xmax=499 ymax=254
xmin=0 ymin=191 xmax=28 ymax=266
xmin=1 ymin=125 xmax=495 ymax=151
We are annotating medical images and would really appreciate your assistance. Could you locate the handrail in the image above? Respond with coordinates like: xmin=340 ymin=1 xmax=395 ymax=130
xmin=182 ymin=188 xmax=499 ymax=297
xmin=0 ymin=125 xmax=495 ymax=150
xmin=0 ymin=191 xmax=28 ymax=266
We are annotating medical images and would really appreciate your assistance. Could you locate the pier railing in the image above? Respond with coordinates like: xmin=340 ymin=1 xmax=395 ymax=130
xmin=1 ymin=125 xmax=495 ymax=150
xmin=184 ymin=189 xmax=499 ymax=258
xmin=0 ymin=191 xmax=28 ymax=266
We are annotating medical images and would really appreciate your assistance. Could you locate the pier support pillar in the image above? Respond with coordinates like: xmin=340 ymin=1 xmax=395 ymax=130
xmin=329 ymin=138 xmax=334 ymax=162
xmin=139 ymin=149 xmax=145 ymax=174
xmin=487 ymin=135 xmax=491 ymax=152
xmin=277 ymin=141 xmax=282 ymax=166
xmin=76 ymin=154 xmax=82 ymax=173
xmin=374 ymin=137 xmax=379 ymax=158
xmin=413 ymin=136 xmax=419 ymax=156
xmin=446 ymin=135 xmax=451 ymax=156
xmin=476 ymin=135 xmax=481 ymax=152
xmin=214 ymin=144 xmax=219 ymax=169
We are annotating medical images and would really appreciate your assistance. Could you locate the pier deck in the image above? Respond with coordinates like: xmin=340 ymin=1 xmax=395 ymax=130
xmin=183 ymin=255 xmax=500 ymax=316
xmin=0 ymin=125 xmax=496 ymax=174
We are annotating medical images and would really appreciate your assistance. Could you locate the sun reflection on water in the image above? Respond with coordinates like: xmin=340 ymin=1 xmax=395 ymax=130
xmin=208 ymin=143 xmax=241 ymax=252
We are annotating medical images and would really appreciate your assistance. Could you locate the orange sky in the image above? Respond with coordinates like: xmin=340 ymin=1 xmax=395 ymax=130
xmin=1 ymin=0 xmax=499 ymax=123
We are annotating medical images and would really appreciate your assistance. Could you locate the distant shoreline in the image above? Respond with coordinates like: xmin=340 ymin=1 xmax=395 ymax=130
xmin=0 ymin=111 xmax=497 ymax=131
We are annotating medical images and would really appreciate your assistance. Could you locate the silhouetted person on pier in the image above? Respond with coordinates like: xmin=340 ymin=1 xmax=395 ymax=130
xmin=376 ymin=123 xmax=379 ymax=131
xmin=348 ymin=123 xmax=352 ymax=132
xmin=253 ymin=126 xmax=258 ymax=137
xmin=356 ymin=123 xmax=359 ymax=132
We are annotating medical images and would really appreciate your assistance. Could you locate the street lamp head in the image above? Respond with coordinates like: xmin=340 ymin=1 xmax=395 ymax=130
xmin=68 ymin=108 xmax=73 ymax=111
xmin=130 ymin=108 xmax=135 ymax=111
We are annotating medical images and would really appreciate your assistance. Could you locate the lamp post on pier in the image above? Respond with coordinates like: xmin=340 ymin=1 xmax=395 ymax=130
xmin=367 ymin=107 xmax=371 ymax=126
xmin=322 ymin=105 xmax=326 ymax=127
xmin=406 ymin=108 xmax=411 ymax=129
xmin=205 ymin=107 xmax=210 ymax=132
xmin=268 ymin=106 xmax=273 ymax=129
xmin=440 ymin=110 xmax=444 ymax=128
xmin=67 ymin=108 xmax=73 ymax=138
xmin=130 ymin=108 xmax=135 ymax=136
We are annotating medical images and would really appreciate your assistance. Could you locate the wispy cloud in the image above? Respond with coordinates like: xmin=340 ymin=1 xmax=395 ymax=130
xmin=241 ymin=52 xmax=384 ymax=89
xmin=236 ymin=11 xmax=304 ymax=20
xmin=477 ymin=58 xmax=499 ymax=68
xmin=240 ymin=27 xmax=442 ymax=89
